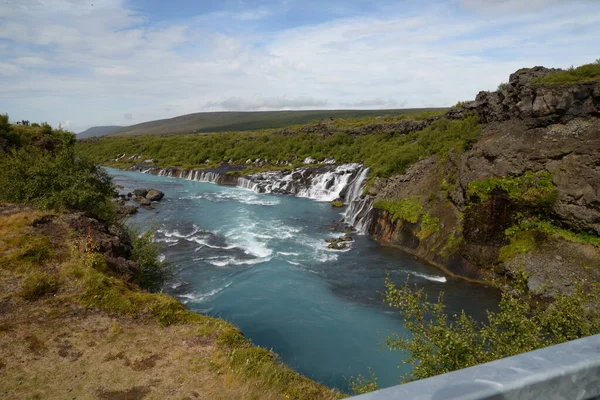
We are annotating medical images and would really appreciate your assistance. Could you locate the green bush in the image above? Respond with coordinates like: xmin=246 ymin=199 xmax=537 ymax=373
xmin=128 ymin=226 xmax=173 ymax=292
xmin=382 ymin=278 xmax=600 ymax=383
xmin=0 ymin=118 xmax=116 ymax=220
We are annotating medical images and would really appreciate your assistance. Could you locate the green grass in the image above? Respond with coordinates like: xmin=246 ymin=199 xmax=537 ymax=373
xmin=77 ymin=115 xmax=482 ymax=181
xmin=533 ymin=61 xmax=600 ymax=86
xmin=20 ymin=272 xmax=59 ymax=301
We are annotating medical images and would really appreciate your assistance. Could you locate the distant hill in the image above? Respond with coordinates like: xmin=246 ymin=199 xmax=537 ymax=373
xmin=77 ymin=126 xmax=123 ymax=139
xmin=109 ymin=109 xmax=445 ymax=137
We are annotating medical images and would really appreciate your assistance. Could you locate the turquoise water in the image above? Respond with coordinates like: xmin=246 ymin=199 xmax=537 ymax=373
xmin=108 ymin=167 xmax=499 ymax=392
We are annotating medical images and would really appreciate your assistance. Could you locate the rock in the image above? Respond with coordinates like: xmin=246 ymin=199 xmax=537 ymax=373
xmin=120 ymin=205 xmax=138 ymax=216
xmin=328 ymin=242 xmax=348 ymax=250
xmin=133 ymin=189 xmax=148 ymax=198
xmin=140 ymin=198 xmax=152 ymax=207
xmin=342 ymin=235 xmax=354 ymax=242
xmin=127 ymin=193 xmax=133 ymax=198
xmin=331 ymin=199 xmax=344 ymax=207
xmin=146 ymin=189 xmax=164 ymax=202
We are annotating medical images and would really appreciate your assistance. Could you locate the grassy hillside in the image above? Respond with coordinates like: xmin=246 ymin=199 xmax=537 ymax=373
xmin=77 ymin=125 xmax=123 ymax=139
xmin=77 ymin=111 xmax=479 ymax=182
xmin=0 ymin=206 xmax=340 ymax=399
xmin=109 ymin=108 xmax=446 ymax=136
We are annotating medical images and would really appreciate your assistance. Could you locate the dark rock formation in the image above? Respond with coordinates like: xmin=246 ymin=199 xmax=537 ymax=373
xmin=146 ymin=189 xmax=164 ymax=202
xmin=133 ymin=189 xmax=148 ymax=198
xmin=367 ymin=66 xmax=600 ymax=296
xmin=459 ymin=67 xmax=600 ymax=127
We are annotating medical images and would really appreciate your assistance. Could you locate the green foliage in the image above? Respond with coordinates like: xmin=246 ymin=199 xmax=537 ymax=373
xmin=505 ymin=219 xmax=600 ymax=249
xmin=496 ymin=82 xmax=509 ymax=92
xmin=533 ymin=61 xmax=600 ymax=86
xmin=0 ymin=118 xmax=116 ymax=220
xmin=498 ymin=229 xmax=537 ymax=263
xmin=384 ymin=277 xmax=600 ymax=383
xmin=467 ymin=171 xmax=556 ymax=207
xmin=348 ymin=369 xmax=379 ymax=395
xmin=374 ymin=198 xmax=424 ymax=224
xmin=417 ymin=214 xmax=441 ymax=240
xmin=20 ymin=272 xmax=59 ymax=301
xmin=77 ymin=116 xmax=481 ymax=180
xmin=331 ymin=200 xmax=344 ymax=208
xmin=128 ymin=226 xmax=173 ymax=293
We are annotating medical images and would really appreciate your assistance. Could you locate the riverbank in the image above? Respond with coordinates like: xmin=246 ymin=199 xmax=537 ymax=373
xmin=0 ymin=204 xmax=341 ymax=399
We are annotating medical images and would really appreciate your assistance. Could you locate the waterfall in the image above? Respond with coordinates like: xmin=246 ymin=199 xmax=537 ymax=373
xmin=344 ymin=167 xmax=369 ymax=204
xmin=237 ymin=177 xmax=258 ymax=191
xmin=342 ymin=167 xmax=374 ymax=234
xmin=345 ymin=196 xmax=374 ymax=234
xmin=296 ymin=164 xmax=360 ymax=202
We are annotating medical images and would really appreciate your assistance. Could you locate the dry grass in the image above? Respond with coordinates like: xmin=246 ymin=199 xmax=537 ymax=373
xmin=0 ymin=206 xmax=342 ymax=400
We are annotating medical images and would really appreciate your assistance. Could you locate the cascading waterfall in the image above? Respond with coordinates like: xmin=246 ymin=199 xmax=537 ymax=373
xmin=296 ymin=164 xmax=361 ymax=202
xmin=236 ymin=177 xmax=259 ymax=191
xmin=343 ymin=167 xmax=374 ymax=234
xmin=139 ymin=164 xmax=374 ymax=230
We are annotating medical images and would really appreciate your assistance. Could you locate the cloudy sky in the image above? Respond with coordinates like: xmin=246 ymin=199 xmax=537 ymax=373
xmin=0 ymin=0 xmax=598 ymax=132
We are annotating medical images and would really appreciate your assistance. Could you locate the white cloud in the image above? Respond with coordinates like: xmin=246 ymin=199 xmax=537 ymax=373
xmin=14 ymin=56 xmax=48 ymax=66
xmin=0 ymin=0 xmax=598 ymax=132
xmin=204 ymin=96 xmax=328 ymax=111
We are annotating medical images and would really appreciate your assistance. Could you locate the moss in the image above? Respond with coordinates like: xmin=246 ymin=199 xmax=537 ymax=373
xmin=440 ymin=233 xmax=462 ymax=261
xmin=331 ymin=200 xmax=344 ymax=208
xmin=20 ymin=272 xmax=59 ymax=301
xmin=514 ymin=220 xmax=600 ymax=248
xmin=467 ymin=171 xmax=556 ymax=207
xmin=499 ymin=229 xmax=537 ymax=263
xmin=417 ymin=214 xmax=441 ymax=240
xmin=375 ymin=198 xmax=423 ymax=224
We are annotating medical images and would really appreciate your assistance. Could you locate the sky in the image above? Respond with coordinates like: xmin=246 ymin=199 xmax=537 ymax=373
xmin=0 ymin=0 xmax=599 ymax=133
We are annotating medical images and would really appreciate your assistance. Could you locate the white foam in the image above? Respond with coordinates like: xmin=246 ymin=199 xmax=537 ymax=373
xmin=278 ymin=251 xmax=300 ymax=256
xmin=180 ymin=281 xmax=232 ymax=303
xmin=207 ymin=256 xmax=272 ymax=267
xmin=413 ymin=272 xmax=448 ymax=283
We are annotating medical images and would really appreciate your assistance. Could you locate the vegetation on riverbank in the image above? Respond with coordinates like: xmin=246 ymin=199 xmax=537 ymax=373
xmin=77 ymin=114 xmax=481 ymax=182
xmin=350 ymin=277 xmax=600 ymax=392
xmin=0 ymin=116 xmax=340 ymax=399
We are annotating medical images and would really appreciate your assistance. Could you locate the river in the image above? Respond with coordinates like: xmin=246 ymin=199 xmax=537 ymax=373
xmin=107 ymin=167 xmax=499 ymax=392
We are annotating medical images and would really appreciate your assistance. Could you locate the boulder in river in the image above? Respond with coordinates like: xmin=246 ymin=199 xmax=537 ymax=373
xmin=327 ymin=242 xmax=348 ymax=250
xmin=146 ymin=189 xmax=164 ymax=202
xmin=133 ymin=189 xmax=148 ymax=198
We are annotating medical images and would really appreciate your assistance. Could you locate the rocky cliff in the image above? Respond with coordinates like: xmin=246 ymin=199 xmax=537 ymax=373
xmin=368 ymin=67 xmax=600 ymax=297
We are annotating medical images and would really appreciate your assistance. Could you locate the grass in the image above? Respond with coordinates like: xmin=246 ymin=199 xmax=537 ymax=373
xmin=374 ymin=197 xmax=441 ymax=241
xmin=76 ymin=115 xmax=482 ymax=181
xmin=532 ymin=61 xmax=600 ymax=86
xmin=0 ymin=206 xmax=341 ymax=399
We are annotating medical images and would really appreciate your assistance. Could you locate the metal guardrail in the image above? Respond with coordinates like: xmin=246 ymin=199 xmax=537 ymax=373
xmin=349 ymin=334 xmax=600 ymax=400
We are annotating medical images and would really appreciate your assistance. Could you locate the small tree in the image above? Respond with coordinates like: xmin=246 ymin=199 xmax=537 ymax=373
xmin=383 ymin=277 xmax=600 ymax=383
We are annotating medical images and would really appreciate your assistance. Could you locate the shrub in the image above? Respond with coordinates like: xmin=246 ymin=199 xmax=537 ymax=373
xmin=128 ymin=226 xmax=173 ymax=292
xmin=0 ymin=121 xmax=116 ymax=220
xmin=381 ymin=277 xmax=600 ymax=383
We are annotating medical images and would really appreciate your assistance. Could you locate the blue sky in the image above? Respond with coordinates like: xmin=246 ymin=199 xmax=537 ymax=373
xmin=0 ymin=0 xmax=599 ymax=132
